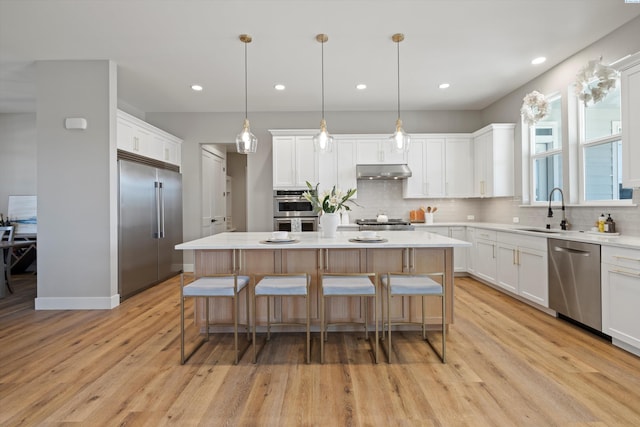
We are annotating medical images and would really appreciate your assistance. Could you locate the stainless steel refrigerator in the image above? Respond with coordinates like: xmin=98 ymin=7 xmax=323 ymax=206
xmin=118 ymin=159 xmax=183 ymax=300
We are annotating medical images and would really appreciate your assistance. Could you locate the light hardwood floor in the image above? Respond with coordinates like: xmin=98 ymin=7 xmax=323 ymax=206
xmin=1 ymin=273 xmax=639 ymax=426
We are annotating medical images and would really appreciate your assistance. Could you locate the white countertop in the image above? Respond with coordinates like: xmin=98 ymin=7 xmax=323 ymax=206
xmin=176 ymin=230 xmax=472 ymax=251
xmin=409 ymin=222 xmax=640 ymax=250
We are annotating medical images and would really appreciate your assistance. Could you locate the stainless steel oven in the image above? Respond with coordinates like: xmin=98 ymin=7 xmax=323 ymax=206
xmin=273 ymin=189 xmax=316 ymax=217
xmin=273 ymin=189 xmax=318 ymax=231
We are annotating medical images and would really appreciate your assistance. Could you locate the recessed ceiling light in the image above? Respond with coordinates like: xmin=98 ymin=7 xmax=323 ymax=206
xmin=274 ymin=84 xmax=285 ymax=91
xmin=191 ymin=84 xmax=203 ymax=91
xmin=356 ymin=83 xmax=367 ymax=90
xmin=531 ymin=57 xmax=546 ymax=65
xmin=439 ymin=83 xmax=450 ymax=89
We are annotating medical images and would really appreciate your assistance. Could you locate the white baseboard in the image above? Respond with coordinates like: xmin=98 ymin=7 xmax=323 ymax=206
xmin=35 ymin=294 xmax=120 ymax=310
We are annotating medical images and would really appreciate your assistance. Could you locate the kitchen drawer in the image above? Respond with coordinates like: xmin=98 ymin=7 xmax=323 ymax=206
xmin=474 ymin=229 xmax=497 ymax=241
xmin=602 ymin=246 xmax=640 ymax=269
xmin=497 ymin=231 xmax=547 ymax=251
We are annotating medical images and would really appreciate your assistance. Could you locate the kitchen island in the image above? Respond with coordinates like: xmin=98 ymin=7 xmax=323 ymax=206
xmin=176 ymin=230 xmax=471 ymax=331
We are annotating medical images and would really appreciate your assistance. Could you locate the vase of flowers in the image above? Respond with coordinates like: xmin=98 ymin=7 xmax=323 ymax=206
xmin=303 ymin=181 xmax=357 ymax=238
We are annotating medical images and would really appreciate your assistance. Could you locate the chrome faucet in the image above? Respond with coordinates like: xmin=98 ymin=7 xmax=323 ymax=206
xmin=547 ymin=187 xmax=568 ymax=230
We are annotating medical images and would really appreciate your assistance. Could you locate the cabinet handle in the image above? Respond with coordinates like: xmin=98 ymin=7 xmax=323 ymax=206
xmin=492 ymin=244 xmax=496 ymax=259
xmin=517 ymin=249 xmax=520 ymax=265
xmin=512 ymin=249 xmax=517 ymax=265
xmin=611 ymin=269 xmax=640 ymax=278
xmin=324 ymin=248 xmax=329 ymax=271
xmin=612 ymin=255 xmax=640 ymax=263
xmin=480 ymin=180 xmax=485 ymax=195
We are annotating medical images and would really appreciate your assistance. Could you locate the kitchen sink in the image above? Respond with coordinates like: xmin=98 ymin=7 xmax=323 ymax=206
xmin=518 ymin=227 xmax=561 ymax=234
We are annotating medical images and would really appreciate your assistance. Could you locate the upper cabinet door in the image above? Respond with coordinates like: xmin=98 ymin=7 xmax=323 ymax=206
xmin=294 ymin=136 xmax=318 ymax=187
xmin=272 ymin=136 xmax=297 ymax=188
xmin=445 ymin=137 xmax=473 ymax=197
xmin=356 ymin=137 xmax=407 ymax=164
xmin=473 ymin=124 xmax=514 ymax=197
xmin=403 ymin=138 xmax=444 ymax=198
xmin=272 ymin=135 xmax=318 ymax=188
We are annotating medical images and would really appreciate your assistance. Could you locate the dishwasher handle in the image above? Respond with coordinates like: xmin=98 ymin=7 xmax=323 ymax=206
xmin=553 ymin=246 xmax=591 ymax=256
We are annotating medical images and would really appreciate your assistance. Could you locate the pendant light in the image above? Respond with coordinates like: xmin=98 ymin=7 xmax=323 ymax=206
xmin=389 ymin=33 xmax=410 ymax=153
xmin=236 ymin=34 xmax=258 ymax=154
xmin=313 ymin=33 xmax=334 ymax=153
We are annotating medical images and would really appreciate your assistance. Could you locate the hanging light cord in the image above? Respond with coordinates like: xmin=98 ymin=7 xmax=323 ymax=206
xmin=321 ymin=38 xmax=325 ymax=120
xmin=396 ymin=38 xmax=401 ymax=121
xmin=243 ymin=40 xmax=248 ymax=120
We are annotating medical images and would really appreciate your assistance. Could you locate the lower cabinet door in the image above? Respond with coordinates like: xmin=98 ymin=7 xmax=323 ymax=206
xmin=496 ymin=243 xmax=518 ymax=293
xmin=517 ymin=246 xmax=548 ymax=307
xmin=603 ymin=265 xmax=640 ymax=348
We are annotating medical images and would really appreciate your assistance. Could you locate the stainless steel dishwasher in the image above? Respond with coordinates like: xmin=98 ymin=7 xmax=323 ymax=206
xmin=548 ymin=238 xmax=601 ymax=331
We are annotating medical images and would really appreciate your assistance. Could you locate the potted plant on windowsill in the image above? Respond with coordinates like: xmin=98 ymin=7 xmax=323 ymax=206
xmin=303 ymin=181 xmax=357 ymax=237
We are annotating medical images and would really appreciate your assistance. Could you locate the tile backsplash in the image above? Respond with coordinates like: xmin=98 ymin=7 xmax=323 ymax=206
xmin=347 ymin=180 xmax=640 ymax=236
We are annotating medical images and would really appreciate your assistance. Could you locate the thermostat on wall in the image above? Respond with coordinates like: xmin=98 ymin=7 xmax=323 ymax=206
xmin=64 ymin=117 xmax=87 ymax=130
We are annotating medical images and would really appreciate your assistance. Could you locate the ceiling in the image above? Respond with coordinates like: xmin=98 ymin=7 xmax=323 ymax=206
xmin=1 ymin=0 xmax=639 ymax=114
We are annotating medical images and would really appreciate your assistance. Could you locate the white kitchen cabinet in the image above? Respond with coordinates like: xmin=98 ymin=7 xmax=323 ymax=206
xmin=272 ymin=135 xmax=318 ymax=188
xmin=117 ymin=110 xmax=182 ymax=167
xmin=317 ymin=142 xmax=337 ymax=194
xmin=336 ymin=138 xmax=358 ymax=197
xmin=473 ymin=229 xmax=497 ymax=284
xmin=496 ymin=232 xmax=548 ymax=307
xmin=473 ymin=124 xmax=515 ymax=197
xmin=356 ymin=137 xmax=407 ymax=164
xmin=602 ymin=246 xmax=640 ymax=355
xmin=618 ymin=53 xmax=640 ymax=188
xmin=445 ymin=137 xmax=474 ymax=197
xmin=427 ymin=226 xmax=467 ymax=272
xmin=403 ymin=138 xmax=445 ymax=198
xmin=466 ymin=227 xmax=477 ymax=274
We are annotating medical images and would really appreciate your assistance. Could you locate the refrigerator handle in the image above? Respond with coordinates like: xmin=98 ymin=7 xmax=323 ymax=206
xmin=159 ymin=181 xmax=165 ymax=238
xmin=154 ymin=181 xmax=162 ymax=238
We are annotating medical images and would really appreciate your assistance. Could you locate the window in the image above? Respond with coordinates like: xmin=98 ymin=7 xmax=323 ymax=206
xmin=580 ymin=84 xmax=632 ymax=201
xmin=531 ymin=95 xmax=563 ymax=202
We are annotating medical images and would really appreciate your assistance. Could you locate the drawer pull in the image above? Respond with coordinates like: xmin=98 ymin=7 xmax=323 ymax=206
xmin=611 ymin=269 xmax=640 ymax=278
xmin=612 ymin=255 xmax=640 ymax=263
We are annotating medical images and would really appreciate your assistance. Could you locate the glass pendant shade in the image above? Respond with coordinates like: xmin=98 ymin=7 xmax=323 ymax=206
xmin=390 ymin=118 xmax=410 ymax=152
xmin=236 ymin=118 xmax=258 ymax=154
xmin=313 ymin=118 xmax=334 ymax=152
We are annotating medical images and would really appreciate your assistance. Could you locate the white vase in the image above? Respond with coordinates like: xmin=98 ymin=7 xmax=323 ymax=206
xmin=320 ymin=212 xmax=339 ymax=238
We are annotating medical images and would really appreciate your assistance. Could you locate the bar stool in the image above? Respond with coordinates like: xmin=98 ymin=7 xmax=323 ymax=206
xmin=180 ymin=273 xmax=251 ymax=364
xmin=381 ymin=272 xmax=446 ymax=363
xmin=320 ymin=273 xmax=378 ymax=364
xmin=253 ymin=273 xmax=311 ymax=363
xmin=1 ymin=226 xmax=15 ymax=294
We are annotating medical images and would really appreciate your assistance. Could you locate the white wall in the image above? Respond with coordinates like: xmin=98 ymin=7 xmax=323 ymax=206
xmin=0 ymin=113 xmax=36 ymax=216
xmin=34 ymin=60 xmax=119 ymax=309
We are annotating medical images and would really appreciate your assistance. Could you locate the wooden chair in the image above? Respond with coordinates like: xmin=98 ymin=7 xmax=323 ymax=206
xmin=320 ymin=272 xmax=378 ymax=364
xmin=180 ymin=273 xmax=251 ymax=364
xmin=252 ymin=273 xmax=311 ymax=363
xmin=1 ymin=226 xmax=15 ymax=294
xmin=381 ymin=272 xmax=446 ymax=363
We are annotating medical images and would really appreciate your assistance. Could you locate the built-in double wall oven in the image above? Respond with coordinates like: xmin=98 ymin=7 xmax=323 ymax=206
xmin=273 ymin=189 xmax=318 ymax=232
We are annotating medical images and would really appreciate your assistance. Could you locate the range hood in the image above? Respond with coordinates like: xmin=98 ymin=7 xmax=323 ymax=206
xmin=356 ymin=164 xmax=412 ymax=180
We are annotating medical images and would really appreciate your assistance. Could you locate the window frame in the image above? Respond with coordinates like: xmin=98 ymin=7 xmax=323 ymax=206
xmin=577 ymin=83 xmax=631 ymax=206
xmin=528 ymin=93 xmax=564 ymax=206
